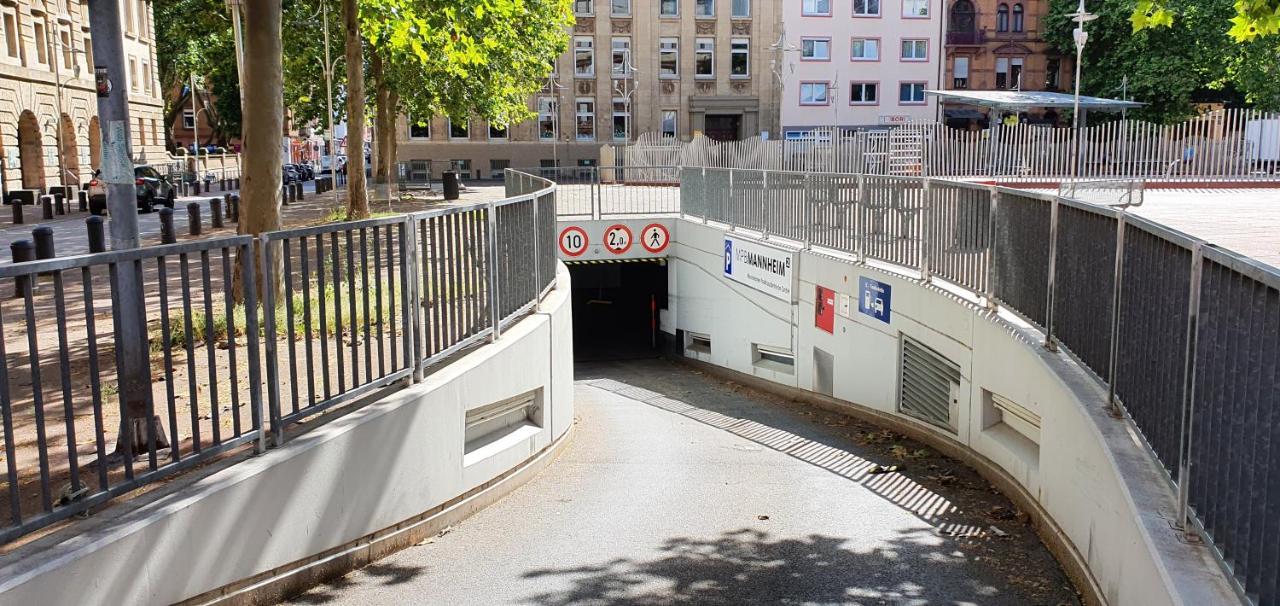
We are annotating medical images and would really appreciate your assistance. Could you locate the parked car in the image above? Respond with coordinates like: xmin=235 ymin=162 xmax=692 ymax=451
xmin=282 ymin=164 xmax=300 ymax=185
xmin=297 ymin=163 xmax=314 ymax=181
xmin=87 ymin=170 xmax=107 ymax=213
xmin=135 ymin=164 xmax=177 ymax=213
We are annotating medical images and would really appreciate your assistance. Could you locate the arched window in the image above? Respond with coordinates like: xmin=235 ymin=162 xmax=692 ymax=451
xmin=997 ymin=3 xmax=1009 ymax=32
xmin=1012 ymin=3 xmax=1024 ymax=32
xmin=949 ymin=0 xmax=976 ymax=32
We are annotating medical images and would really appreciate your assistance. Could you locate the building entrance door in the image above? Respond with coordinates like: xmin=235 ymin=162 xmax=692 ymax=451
xmin=704 ymin=115 xmax=742 ymax=141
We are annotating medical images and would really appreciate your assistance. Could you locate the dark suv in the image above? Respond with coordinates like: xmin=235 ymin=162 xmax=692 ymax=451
xmin=135 ymin=165 xmax=177 ymax=213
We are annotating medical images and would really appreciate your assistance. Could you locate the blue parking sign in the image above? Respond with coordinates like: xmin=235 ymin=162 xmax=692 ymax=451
xmin=858 ymin=277 xmax=892 ymax=324
xmin=723 ymin=239 xmax=733 ymax=275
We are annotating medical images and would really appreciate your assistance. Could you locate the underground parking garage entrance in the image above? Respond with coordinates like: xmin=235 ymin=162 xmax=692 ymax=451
xmin=567 ymin=259 xmax=668 ymax=361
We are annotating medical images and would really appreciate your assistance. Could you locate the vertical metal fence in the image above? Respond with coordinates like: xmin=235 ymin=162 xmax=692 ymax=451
xmin=0 ymin=172 xmax=558 ymax=544
xmin=676 ymin=166 xmax=1279 ymax=605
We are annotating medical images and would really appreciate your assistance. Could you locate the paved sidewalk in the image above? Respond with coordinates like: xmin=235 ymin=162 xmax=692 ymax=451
xmin=1129 ymin=188 xmax=1280 ymax=268
xmin=288 ymin=359 xmax=1078 ymax=606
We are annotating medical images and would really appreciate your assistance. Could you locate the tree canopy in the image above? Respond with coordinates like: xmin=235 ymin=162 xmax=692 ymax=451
xmin=1133 ymin=0 xmax=1280 ymax=40
xmin=1046 ymin=0 xmax=1280 ymax=122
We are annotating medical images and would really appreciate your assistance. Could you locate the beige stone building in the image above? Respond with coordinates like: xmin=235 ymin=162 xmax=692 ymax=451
xmin=395 ymin=0 xmax=782 ymax=179
xmin=0 ymin=0 xmax=163 ymax=198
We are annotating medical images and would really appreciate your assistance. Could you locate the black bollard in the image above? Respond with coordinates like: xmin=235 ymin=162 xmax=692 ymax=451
xmin=53 ymin=193 xmax=65 ymax=215
xmin=12 ymin=198 xmax=23 ymax=224
xmin=159 ymin=207 xmax=176 ymax=244
xmin=210 ymin=197 xmax=224 ymax=228
xmin=41 ymin=195 xmax=54 ymax=220
xmin=187 ymin=202 xmax=202 ymax=236
xmin=230 ymin=194 xmax=240 ymax=222
xmin=10 ymin=240 xmax=33 ymax=297
xmin=224 ymin=194 xmax=233 ymax=220
xmin=32 ymin=226 xmax=55 ymax=267
xmin=295 ymin=181 xmax=304 ymax=200
xmin=86 ymin=216 xmax=105 ymax=253
xmin=78 ymin=190 xmax=89 ymax=212
xmin=282 ymin=184 xmax=291 ymax=205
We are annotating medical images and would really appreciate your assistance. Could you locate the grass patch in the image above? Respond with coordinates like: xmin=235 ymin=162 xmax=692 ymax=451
xmin=322 ymin=207 xmax=401 ymax=223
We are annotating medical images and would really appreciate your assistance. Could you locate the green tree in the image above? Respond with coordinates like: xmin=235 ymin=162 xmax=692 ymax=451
xmin=1045 ymin=0 xmax=1236 ymax=122
xmin=155 ymin=0 xmax=241 ymax=149
xmin=1133 ymin=0 xmax=1280 ymax=40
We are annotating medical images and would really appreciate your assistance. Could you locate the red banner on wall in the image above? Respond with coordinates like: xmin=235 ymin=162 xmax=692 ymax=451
xmin=816 ymin=285 xmax=836 ymax=334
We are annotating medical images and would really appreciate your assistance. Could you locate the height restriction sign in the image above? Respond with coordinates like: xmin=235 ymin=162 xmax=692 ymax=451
xmin=559 ymin=226 xmax=588 ymax=257
xmin=640 ymin=223 xmax=670 ymax=253
xmin=603 ymin=224 xmax=633 ymax=254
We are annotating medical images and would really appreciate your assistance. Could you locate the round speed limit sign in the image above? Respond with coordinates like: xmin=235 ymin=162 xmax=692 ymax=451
xmin=558 ymin=226 xmax=589 ymax=257
xmin=603 ymin=224 xmax=633 ymax=255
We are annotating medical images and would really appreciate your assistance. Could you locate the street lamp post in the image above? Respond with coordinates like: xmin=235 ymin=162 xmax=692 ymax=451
xmin=1068 ymin=0 xmax=1096 ymax=182
xmin=546 ymin=73 xmax=565 ymax=167
xmin=48 ymin=13 xmax=82 ymax=188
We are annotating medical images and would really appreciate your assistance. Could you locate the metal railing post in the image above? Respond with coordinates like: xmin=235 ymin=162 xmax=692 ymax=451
xmin=1106 ymin=212 xmax=1127 ymax=416
xmin=985 ymin=187 xmax=999 ymax=308
xmin=1175 ymin=243 xmax=1204 ymax=534
xmin=487 ymin=202 xmax=502 ymax=341
xmin=920 ymin=179 xmax=933 ymax=283
xmin=257 ymin=234 xmax=283 ymax=446
xmin=403 ymin=217 xmax=422 ymax=382
xmin=855 ymin=173 xmax=866 ymax=262
xmin=700 ymin=167 xmax=708 ymax=224
xmin=803 ymin=172 xmax=813 ymax=249
xmin=242 ymin=240 xmax=265 ymax=454
xmin=761 ymin=170 xmax=770 ymax=238
xmin=531 ymin=194 xmax=541 ymax=311
xmin=728 ymin=168 xmax=736 ymax=230
xmin=1043 ymin=196 xmax=1061 ymax=352
xmin=592 ymin=168 xmax=601 ymax=220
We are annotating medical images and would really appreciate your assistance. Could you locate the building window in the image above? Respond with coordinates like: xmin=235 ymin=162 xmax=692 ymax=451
xmin=953 ymin=56 xmax=970 ymax=89
xmin=800 ymin=82 xmax=829 ymax=105
xmin=853 ymin=0 xmax=879 ymax=16
xmin=851 ymin=37 xmax=879 ymax=61
xmin=537 ymin=97 xmax=557 ymax=141
xmin=612 ymin=37 xmax=631 ymax=77
xmin=1012 ymin=3 xmax=1024 ymax=32
xmin=409 ymin=118 xmax=430 ymax=139
xmin=152 ymin=119 xmax=160 ymax=146
xmin=661 ymin=110 xmax=677 ymax=138
xmin=574 ymin=37 xmax=594 ymax=77
xmin=950 ymin=0 xmax=976 ymax=33
xmin=694 ymin=0 xmax=713 ymax=17
xmin=899 ymin=81 xmax=926 ymax=104
xmin=488 ymin=123 xmax=507 ymax=140
xmin=183 ymin=110 xmax=195 ymax=129
xmin=143 ymin=61 xmax=153 ymax=93
xmin=849 ymin=82 xmax=878 ymax=104
xmin=732 ymin=0 xmax=749 ymax=17
xmin=900 ymin=39 xmax=927 ymax=61
xmin=449 ymin=119 xmax=469 ymax=139
xmin=611 ymin=0 xmax=630 ymax=16
xmin=660 ymin=0 xmax=678 ymax=16
xmin=997 ymin=4 xmax=1009 ymax=32
xmin=730 ymin=39 xmax=749 ymax=77
xmin=1045 ymin=57 xmax=1061 ymax=90
xmin=801 ymin=38 xmax=830 ymax=61
xmin=33 ymin=21 xmax=47 ymax=65
xmin=995 ymin=56 xmax=1023 ymax=89
xmin=3 ymin=12 xmax=18 ymax=59
xmin=612 ymin=99 xmax=629 ymax=141
xmin=490 ymin=159 xmax=510 ymax=174
xmin=902 ymin=0 xmax=928 ymax=17
xmin=802 ymin=0 xmax=830 ymax=16
xmin=60 ymin=30 xmax=71 ymax=69
xmin=574 ymin=0 xmax=592 ymax=15
xmin=124 ymin=0 xmax=134 ymax=34
xmin=695 ymin=38 xmax=714 ymax=77
xmin=128 ymin=56 xmax=137 ymax=91
xmin=659 ymin=38 xmax=679 ymax=78
xmin=576 ymin=99 xmax=595 ymax=141
xmin=137 ymin=0 xmax=147 ymax=38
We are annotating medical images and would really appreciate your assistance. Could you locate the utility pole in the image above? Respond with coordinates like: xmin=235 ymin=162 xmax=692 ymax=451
xmin=87 ymin=0 xmax=159 ymax=454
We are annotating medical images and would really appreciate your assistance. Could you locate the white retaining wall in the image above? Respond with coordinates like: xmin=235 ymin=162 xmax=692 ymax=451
xmin=0 ymin=264 xmax=575 ymax=606
xmin=665 ymin=218 xmax=1238 ymax=606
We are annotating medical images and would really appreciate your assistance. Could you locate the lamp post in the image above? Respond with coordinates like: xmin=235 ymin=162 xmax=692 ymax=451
xmin=47 ymin=12 xmax=82 ymax=188
xmin=224 ymin=0 xmax=246 ymax=113
xmin=769 ymin=32 xmax=799 ymax=140
xmin=1067 ymin=0 xmax=1096 ymax=182
xmin=612 ymin=55 xmax=638 ymax=146
xmin=546 ymin=72 xmax=565 ymax=166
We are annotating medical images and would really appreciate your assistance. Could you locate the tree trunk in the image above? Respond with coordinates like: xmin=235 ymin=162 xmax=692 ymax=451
xmin=233 ymin=0 xmax=283 ymax=304
xmin=370 ymin=49 xmax=390 ymax=203
xmin=343 ymin=0 xmax=369 ymax=219
xmin=386 ymin=90 xmax=399 ymax=202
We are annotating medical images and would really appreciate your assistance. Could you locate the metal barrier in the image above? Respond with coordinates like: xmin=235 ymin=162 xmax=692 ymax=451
xmin=506 ymin=166 xmax=680 ymax=219
xmin=679 ymin=166 xmax=1279 ymax=604
xmin=0 ymin=172 xmax=558 ymax=544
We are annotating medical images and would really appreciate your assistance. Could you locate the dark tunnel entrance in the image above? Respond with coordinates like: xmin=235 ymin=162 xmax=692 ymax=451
xmin=567 ymin=260 xmax=668 ymax=362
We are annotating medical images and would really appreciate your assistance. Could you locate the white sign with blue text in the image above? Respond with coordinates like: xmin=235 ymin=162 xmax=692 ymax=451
xmin=723 ymin=236 xmax=794 ymax=300
xmin=858 ymin=277 xmax=892 ymax=324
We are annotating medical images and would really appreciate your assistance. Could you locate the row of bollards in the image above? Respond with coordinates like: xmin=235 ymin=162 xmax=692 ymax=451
xmin=156 ymin=195 xmax=239 ymax=244
xmin=12 ymin=191 xmax=94 ymax=225
xmin=182 ymin=176 xmax=241 ymax=197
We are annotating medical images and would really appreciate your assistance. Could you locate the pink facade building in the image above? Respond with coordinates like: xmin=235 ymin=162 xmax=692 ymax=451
xmin=780 ymin=0 xmax=943 ymax=136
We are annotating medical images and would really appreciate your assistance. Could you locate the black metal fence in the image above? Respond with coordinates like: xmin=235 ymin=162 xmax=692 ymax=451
xmin=680 ymin=166 xmax=1279 ymax=605
xmin=0 ymin=172 xmax=558 ymax=544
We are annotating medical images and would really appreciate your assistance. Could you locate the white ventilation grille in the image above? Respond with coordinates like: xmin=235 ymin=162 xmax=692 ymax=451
xmin=899 ymin=336 xmax=961 ymax=431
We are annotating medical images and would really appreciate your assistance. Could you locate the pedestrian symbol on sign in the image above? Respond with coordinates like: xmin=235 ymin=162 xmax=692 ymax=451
xmin=641 ymin=223 xmax=670 ymax=254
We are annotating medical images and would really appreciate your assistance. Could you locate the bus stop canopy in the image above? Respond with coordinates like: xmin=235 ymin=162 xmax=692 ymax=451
xmin=927 ymin=90 xmax=1144 ymax=112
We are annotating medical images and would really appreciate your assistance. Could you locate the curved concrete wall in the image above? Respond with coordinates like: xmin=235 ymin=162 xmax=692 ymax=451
xmin=665 ymin=219 xmax=1238 ymax=606
xmin=0 ymin=264 xmax=575 ymax=606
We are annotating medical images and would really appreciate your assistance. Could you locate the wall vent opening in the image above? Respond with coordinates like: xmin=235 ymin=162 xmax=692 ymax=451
xmin=753 ymin=343 xmax=796 ymax=374
xmin=898 ymin=336 xmax=961 ymax=432
xmin=464 ymin=389 xmax=543 ymax=459
xmin=687 ymin=331 xmax=712 ymax=354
